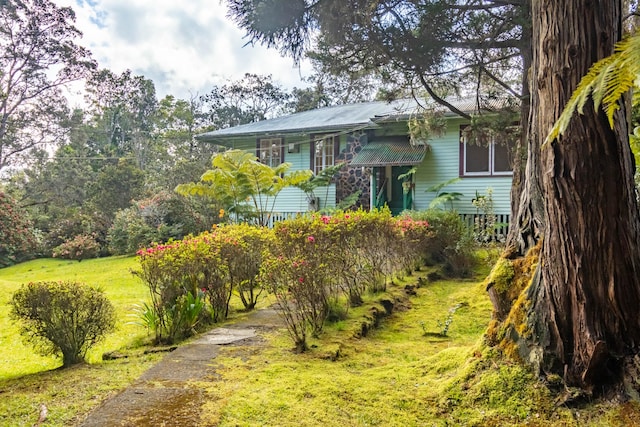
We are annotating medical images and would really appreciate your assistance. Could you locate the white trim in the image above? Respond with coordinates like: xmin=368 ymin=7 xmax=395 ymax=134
xmin=258 ymin=137 xmax=283 ymax=167
xmin=463 ymin=140 xmax=514 ymax=177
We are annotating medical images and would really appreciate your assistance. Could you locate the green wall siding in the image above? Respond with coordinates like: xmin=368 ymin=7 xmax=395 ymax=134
xmin=410 ymin=119 xmax=512 ymax=215
xmin=218 ymin=117 xmax=512 ymax=215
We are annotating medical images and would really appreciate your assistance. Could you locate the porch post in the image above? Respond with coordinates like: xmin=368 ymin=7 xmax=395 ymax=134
xmin=370 ymin=170 xmax=376 ymax=211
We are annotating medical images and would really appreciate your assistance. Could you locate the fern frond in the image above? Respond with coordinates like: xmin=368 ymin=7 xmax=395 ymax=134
xmin=545 ymin=33 xmax=640 ymax=147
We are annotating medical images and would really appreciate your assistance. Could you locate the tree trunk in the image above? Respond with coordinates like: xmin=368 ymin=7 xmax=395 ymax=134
xmin=490 ymin=0 xmax=640 ymax=395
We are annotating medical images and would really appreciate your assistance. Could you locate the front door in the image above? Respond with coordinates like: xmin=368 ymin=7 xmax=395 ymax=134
xmin=373 ymin=166 xmax=411 ymax=215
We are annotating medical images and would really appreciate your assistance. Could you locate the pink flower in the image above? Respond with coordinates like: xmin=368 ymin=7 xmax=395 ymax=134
xmin=298 ymin=277 xmax=304 ymax=283
xmin=307 ymin=236 xmax=315 ymax=243
xmin=321 ymin=215 xmax=330 ymax=224
xmin=344 ymin=214 xmax=350 ymax=220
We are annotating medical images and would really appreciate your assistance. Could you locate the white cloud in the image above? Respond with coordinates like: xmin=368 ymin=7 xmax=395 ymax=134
xmin=52 ymin=0 xmax=312 ymax=99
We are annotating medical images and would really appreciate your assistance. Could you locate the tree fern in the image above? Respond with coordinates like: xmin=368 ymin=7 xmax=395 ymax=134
xmin=546 ymin=33 xmax=640 ymax=146
xmin=176 ymin=149 xmax=311 ymax=225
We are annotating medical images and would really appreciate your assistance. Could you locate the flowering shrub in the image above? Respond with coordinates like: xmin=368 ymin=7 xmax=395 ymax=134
xmin=215 ymin=224 xmax=272 ymax=310
xmin=396 ymin=217 xmax=432 ymax=273
xmin=261 ymin=254 xmax=331 ymax=352
xmin=401 ymin=209 xmax=476 ymax=277
xmin=135 ymin=233 xmax=229 ymax=343
xmin=343 ymin=208 xmax=402 ymax=292
xmin=0 ymin=192 xmax=38 ymax=267
xmin=260 ymin=216 xmax=340 ymax=351
xmin=44 ymin=211 xmax=106 ymax=254
xmin=262 ymin=209 xmax=416 ymax=351
xmin=52 ymin=234 xmax=101 ymax=261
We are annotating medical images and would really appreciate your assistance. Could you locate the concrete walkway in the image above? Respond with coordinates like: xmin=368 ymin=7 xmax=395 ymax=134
xmin=79 ymin=307 xmax=282 ymax=427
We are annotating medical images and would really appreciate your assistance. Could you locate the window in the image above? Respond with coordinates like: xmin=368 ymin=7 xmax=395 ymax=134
xmin=310 ymin=134 xmax=339 ymax=175
xmin=460 ymin=133 xmax=516 ymax=177
xmin=257 ymin=137 xmax=284 ymax=167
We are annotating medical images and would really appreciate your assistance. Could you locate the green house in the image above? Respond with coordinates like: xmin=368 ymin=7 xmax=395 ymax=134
xmin=197 ymin=98 xmax=515 ymax=225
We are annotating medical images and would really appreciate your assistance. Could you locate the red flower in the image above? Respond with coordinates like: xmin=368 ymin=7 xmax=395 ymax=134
xmin=298 ymin=277 xmax=304 ymax=283
xmin=307 ymin=236 xmax=315 ymax=243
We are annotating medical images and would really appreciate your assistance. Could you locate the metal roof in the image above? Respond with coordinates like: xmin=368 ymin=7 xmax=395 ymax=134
xmin=350 ymin=141 xmax=428 ymax=167
xmin=197 ymin=96 xmax=508 ymax=143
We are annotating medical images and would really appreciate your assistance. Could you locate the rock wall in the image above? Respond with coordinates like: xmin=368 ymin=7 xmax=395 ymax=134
xmin=336 ymin=132 xmax=371 ymax=210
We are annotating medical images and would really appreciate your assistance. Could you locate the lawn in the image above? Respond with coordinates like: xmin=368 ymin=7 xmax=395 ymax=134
xmin=0 ymin=256 xmax=164 ymax=427
xmin=0 ymin=256 xmax=150 ymax=378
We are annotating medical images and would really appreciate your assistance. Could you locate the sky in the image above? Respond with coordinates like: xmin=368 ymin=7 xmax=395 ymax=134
xmin=52 ymin=0 xmax=312 ymax=101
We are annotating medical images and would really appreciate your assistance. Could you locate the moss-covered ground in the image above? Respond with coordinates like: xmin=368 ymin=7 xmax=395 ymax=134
xmin=196 ymin=264 xmax=640 ymax=426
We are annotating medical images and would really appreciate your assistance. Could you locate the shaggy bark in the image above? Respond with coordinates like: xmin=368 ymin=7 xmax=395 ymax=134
xmin=493 ymin=0 xmax=640 ymax=395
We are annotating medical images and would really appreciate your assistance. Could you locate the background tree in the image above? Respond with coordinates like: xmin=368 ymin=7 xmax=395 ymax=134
xmin=0 ymin=0 xmax=95 ymax=171
xmin=0 ymin=191 xmax=38 ymax=267
xmin=154 ymin=94 xmax=219 ymax=189
xmin=200 ymin=73 xmax=291 ymax=128
xmin=226 ymin=0 xmax=527 ymax=117
xmin=84 ymin=69 xmax=159 ymax=170
xmin=88 ymin=159 xmax=146 ymax=220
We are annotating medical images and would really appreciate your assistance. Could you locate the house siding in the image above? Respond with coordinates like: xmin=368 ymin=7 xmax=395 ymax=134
xmin=410 ymin=119 xmax=512 ymax=215
xmin=212 ymin=117 xmax=512 ymax=216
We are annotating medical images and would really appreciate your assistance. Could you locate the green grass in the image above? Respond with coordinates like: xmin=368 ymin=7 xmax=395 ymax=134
xmin=196 ymin=269 xmax=640 ymax=427
xmin=0 ymin=256 xmax=164 ymax=427
xmin=0 ymin=256 xmax=150 ymax=379
xmin=198 ymin=273 xmax=497 ymax=426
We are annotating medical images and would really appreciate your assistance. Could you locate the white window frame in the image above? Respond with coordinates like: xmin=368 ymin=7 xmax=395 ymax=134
xmin=257 ymin=137 xmax=283 ymax=167
xmin=462 ymin=138 xmax=514 ymax=177
xmin=312 ymin=135 xmax=337 ymax=175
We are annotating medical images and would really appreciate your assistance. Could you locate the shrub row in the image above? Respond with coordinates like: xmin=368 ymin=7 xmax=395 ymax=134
xmin=135 ymin=209 xmax=433 ymax=349
xmin=7 ymin=209 xmax=474 ymax=366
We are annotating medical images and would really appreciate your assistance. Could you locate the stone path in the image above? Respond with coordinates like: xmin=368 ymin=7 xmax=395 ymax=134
xmin=78 ymin=307 xmax=283 ymax=427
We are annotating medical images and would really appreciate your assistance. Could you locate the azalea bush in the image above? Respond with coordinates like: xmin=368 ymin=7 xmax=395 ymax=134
xmin=352 ymin=209 xmax=403 ymax=292
xmin=317 ymin=211 xmax=369 ymax=306
xmin=396 ymin=216 xmax=433 ymax=273
xmin=262 ymin=209 xmax=423 ymax=351
xmin=401 ymin=209 xmax=476 ymax=277
xmin=135 ymin=234 xmax=229 ymax=343
xmin=52 ymin=234 xmax=101 ymax=261
xmin=263 ymin=218 xmax=335 ymax=350
xmin=215 ymin=224 xmax=272 ymax=310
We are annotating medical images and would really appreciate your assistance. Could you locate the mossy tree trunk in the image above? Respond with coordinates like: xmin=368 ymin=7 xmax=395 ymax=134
xmin=489 ymin=0 xmax=640 ymax=395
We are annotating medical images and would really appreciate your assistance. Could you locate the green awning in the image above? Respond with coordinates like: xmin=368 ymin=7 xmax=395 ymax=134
xmin=350 ymin=141 xmax=427 ymax=167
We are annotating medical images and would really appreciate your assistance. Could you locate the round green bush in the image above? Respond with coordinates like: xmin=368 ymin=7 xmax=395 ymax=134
xmin=10 ymin=281 xmax=116 ymax=367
